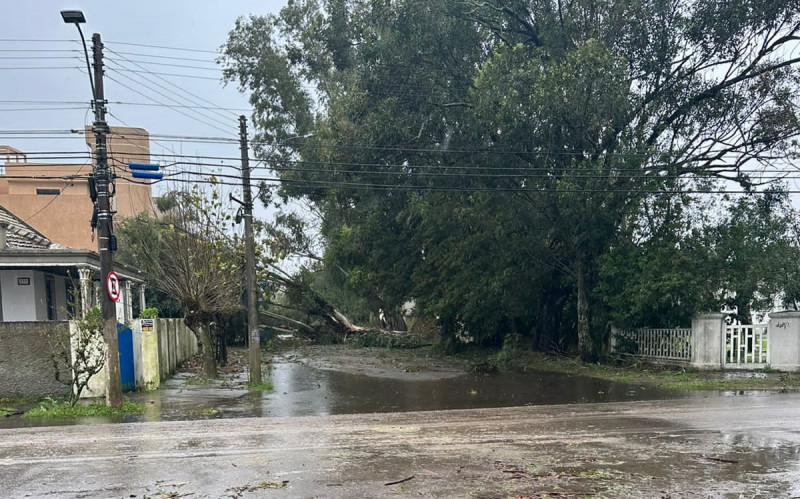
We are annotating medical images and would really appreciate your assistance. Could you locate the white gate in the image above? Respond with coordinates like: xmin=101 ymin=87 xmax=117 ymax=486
xmin=725 ymin=324 xmax=768 ymax=366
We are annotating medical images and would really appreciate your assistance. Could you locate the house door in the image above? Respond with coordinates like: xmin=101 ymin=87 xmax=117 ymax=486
xmin=118 ymin=325 xmax=135 ymax=392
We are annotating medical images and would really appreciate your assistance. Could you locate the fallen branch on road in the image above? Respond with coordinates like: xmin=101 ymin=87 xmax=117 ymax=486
xmin=384 ymin=476 xmax=415 ymax=486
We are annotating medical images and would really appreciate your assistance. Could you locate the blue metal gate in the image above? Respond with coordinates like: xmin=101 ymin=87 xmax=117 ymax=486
xmin=117 ymin=325 xmax=135 ymax=392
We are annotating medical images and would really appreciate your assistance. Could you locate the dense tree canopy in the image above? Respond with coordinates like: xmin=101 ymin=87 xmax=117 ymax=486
xmin=222 ymin=0 xmax=800 ymax=359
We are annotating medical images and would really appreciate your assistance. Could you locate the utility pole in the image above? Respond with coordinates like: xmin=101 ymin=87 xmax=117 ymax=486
xmin=92 ymin=33 xmax=122 ymax=408
xmin=240 ymin=115 xmax=262 ymax=383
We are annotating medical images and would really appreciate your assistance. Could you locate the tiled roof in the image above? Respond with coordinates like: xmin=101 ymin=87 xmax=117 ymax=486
xmin=0 ymin=205 xmax=65 ymax=249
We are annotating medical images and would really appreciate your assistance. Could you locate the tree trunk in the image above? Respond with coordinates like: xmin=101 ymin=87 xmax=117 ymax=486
xmin=312 ymin=296 xmax=363 ymax=337
xmin=576 ymin=262 xmax=595 ymax=362
xmin=535 ymin=289 xmax=568 ymax=352
xmin=184 ymin=314 xmax=218 ymax=378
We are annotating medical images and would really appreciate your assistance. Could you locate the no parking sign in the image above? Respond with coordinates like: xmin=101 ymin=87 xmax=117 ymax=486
xmin=106 ymin=271 xmax=121 ymax=302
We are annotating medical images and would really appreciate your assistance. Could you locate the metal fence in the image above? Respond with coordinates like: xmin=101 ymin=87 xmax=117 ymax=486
xmin=612 ymin=327 xmax=693 ymax=361
xmin=725 ymin=324 xmax=768 ymax=366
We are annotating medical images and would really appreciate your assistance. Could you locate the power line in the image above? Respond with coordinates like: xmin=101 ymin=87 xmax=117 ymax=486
xmin=0 ymin=100 xmax=87 ymax=105
xmin=103 ymin=40 xmax=219 ymax=54
xmin=111 ymin=51 xmax=218 ymax=63
xmin=104 ymin=73 xmax=236 ymax=136
xmin=111 ymin=101 xmax=249 ymax=112
xmin=0 ymin=49 xmax=78 ymax=53
xmin=117 ymin=171 xmax=800 ymax=195
xmin=104 ymin=59 xmax=237 ymax=132
xmin=107 ymin=66 xmax=221 ymax=81
xmin=111 ymin=58 xmax=221 ymax=72
xmin=0 ymin=106 xmax=87 ymax=112
xmin=0 ymin=66 xmax=79 ymax=70
xmin=0 ymin=39 xmax=75 ymax=43
xmin=0 ymin=56 xmax=80 ymax=60
xmin=0 ymin=99 xmax=249 ymax=111
xmin=106 ymin=48 xmax=241 ymax=120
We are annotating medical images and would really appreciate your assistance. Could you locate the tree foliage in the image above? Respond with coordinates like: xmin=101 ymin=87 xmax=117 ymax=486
xmin=222 ymin=0 xmax=800 ymax=359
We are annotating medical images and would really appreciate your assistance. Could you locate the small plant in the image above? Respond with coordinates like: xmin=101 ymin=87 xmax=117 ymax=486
xmin=44 ymin=307 xmax=105 ymax=407
xmin=184 ymin=376 xmax=215 ymax=386
xmin=246 ymin=380 xmax=274 ymax=391
xmin=139 ymin=307 xmax=159 ymax=319
xmin=493 ymin=332 xmax=523 ymax=369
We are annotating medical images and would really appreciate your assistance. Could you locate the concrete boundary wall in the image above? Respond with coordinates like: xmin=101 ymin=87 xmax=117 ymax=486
xmin=0 ymin=321 xmax=71 ymax=397
xmin=0 ymin=318 xmax=198 ymax=399
xmin=152 ymin=318 xmax=198 ymax=380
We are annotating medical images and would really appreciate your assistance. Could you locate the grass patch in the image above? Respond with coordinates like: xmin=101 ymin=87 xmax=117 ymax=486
xmin=488 ymin=349 xmax=800 ymax=391
xmin=24 ymin=398 xmax=145 ymax=418
xmin=246 ymin=380 xmax=274 ymax=391
xmin=184 ymin=376 xmax=216 ymax=386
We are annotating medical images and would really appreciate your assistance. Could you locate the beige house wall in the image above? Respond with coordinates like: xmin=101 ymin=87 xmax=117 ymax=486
xmin=0 ymin=126 xmax=154 ymax=251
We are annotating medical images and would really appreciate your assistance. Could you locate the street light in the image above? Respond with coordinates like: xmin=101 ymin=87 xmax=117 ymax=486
xmin=60 ymin=10 xmax=95 ymax=102
xmin=61 ymin=10 xmax=123 ymax=408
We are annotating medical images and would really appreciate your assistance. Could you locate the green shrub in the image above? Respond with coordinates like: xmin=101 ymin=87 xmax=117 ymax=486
xmin=348 ymin=331 xmax=423 ymax=349
xmin=139 ymin=307 xmax=159 ymax=319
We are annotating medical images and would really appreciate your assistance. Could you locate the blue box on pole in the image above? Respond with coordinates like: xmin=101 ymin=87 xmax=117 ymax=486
xmin=128 ymin=162 xmax=163 ymax=180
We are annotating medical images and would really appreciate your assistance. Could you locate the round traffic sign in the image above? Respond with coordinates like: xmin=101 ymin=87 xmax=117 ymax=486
xmin=106 ymin=271 xmax=121 ymax=302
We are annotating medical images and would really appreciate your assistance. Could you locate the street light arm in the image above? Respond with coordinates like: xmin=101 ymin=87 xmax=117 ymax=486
xmin=74 ymin=23 xmax=96 ymax=102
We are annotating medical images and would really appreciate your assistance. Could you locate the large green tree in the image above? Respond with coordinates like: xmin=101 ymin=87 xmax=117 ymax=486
xmin=222 ymin=0 xmax=800 ymax=359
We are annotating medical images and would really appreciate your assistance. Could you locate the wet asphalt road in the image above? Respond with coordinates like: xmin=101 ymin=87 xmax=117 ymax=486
xmin=2 ymin=394 xmax=800 ymax=498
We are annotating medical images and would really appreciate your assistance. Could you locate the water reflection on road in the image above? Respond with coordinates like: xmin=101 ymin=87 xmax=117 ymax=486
xmin=263 ymin=359 xmax=696 ymax=417
xmin=3 ymin=354 xmax=714 ymax=428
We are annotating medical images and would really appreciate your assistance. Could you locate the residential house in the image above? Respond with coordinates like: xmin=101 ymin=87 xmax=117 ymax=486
xmin=0 ymin=205 xmax=145 ymax=323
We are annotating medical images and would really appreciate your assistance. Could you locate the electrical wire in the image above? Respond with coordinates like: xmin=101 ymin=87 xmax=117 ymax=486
xmin=111 ymin=51 xmax=219 ymax=63
xmin=109 ymin=49 xmax=238 ymax=119
xmin=104 ymin=73 xmax=236 ymax=136
xmin=112 ymin=59 xmax=221 ymax=71
xmin=104 ymin=62 xmax=236 ymax=129
xmin=103 ymin=40 xmax=219 ymax=54
xmin=107 ymin=66 xmax=221 ymax=81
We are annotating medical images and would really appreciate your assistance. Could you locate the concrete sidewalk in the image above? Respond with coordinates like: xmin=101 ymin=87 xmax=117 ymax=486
xmin=1 ymin=395 xmax=799 ymax=498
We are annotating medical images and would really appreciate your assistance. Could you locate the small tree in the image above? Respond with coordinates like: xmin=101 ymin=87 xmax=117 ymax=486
xmin=116 ymin=186 xmax=244 ymax=378
xmin=45 ymin=307 xmax=105 ymax=407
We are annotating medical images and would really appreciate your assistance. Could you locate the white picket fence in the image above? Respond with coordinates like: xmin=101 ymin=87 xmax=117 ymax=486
xmin=612 ymin=327 xmax=692 ymax=361
xmin=725 ymin=324 xmax=768 ymax=366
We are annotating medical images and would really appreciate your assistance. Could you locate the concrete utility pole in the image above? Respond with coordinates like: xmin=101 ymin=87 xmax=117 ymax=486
xmin=62 ymin=11 xmax=122 ymax=408
xmin=92 ymin=33 xmax=123 ymax=408
xmin=240 ymin=115 xmax=262 ymax=384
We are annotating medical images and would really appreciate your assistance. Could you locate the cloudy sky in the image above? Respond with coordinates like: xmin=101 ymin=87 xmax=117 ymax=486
xmin=1 ymin=1 xmax=286 ymax=190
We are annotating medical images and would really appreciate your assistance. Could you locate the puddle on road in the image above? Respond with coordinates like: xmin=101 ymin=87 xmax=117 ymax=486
xmin=1 ymin=355 xmax=710 ymax=429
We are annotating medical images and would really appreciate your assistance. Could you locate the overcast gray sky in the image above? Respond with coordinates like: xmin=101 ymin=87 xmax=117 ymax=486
xmin=1 ymin=0 xmax=285 ymax=178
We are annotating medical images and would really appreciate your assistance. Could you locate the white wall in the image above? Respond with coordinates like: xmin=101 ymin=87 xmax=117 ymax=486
xmin=0 ymin=270 xmax=36 ymax=321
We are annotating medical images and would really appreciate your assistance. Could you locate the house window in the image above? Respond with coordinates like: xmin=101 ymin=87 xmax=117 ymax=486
xmin=36 ymin=188 xmax=60 ymax=195
xmin=45 ymin=275 xmax=56 ymax=320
